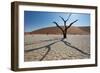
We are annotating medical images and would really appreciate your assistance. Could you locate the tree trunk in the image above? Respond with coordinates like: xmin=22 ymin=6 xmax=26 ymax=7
xmin=63 ymin=31 xmax=66 ymax=39
xmin=63 ymin=33 xmax=66 ymax=39
xmin=63 ymin=30 xmax=67 ymax=39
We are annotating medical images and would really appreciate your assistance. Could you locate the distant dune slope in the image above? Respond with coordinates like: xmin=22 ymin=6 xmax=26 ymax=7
xmin=25 ymin=26 xmax=90 ymax=35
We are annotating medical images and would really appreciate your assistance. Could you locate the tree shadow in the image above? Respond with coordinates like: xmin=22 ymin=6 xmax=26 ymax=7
xmin=60 ymin=39 xmax=90 ymax=56
xmin=40 ymin=46 xmax=51 ymax=61
xmin=25 ymin=40 xmax=60 ymax=61
xmin=25 ymin=38 xmax=61 ymax=45
xmin=25 ymin=38 xmax=90 ymax=61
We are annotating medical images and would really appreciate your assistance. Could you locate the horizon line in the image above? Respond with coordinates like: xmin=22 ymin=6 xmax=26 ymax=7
xmin=25 ymin=25 xmax=90 ymax=32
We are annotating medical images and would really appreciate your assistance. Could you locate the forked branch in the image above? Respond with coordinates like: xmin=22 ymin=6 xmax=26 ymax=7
xmin=53 ymin=14 xmax=78 ymax=39
xmin=66 ymin=13 xmax=72 ymax=22
xmin=53 ymin=21 xmax=64 ymax=33
xmin=65 ymin=19 xmax=78 ymax=31
xmin=59 ymin=14 xmax=72 ymax=28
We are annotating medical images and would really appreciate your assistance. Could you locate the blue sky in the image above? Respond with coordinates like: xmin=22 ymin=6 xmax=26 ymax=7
xmin=24 ymin=11 xmax=90 ymax=32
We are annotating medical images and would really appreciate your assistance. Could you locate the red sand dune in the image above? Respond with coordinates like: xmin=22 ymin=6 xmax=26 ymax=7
xmin=25 ymin=26 xmax=90 ymax=35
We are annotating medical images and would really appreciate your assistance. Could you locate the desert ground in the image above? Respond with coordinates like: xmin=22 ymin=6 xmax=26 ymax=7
xmin=24 ymin=34 xmax=90 ymax=61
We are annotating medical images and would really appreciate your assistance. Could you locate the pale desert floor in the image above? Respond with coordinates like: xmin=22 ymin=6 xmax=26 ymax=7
xmin=24 ymin=34 xmax=90 ymax=61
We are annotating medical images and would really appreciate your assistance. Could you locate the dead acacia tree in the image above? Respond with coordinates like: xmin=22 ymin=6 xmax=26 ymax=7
xmin=53 ymin=14 xmax=78 ymax=40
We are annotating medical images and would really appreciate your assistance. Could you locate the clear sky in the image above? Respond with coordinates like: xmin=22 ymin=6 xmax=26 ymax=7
xmin=24 ymin=11 xmax=90 ymax=32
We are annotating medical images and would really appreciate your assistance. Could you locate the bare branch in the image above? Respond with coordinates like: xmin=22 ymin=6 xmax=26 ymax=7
xmin=59 ymin=16 xmax=65 ymax=22
xmin=59 ymin=16 xmax=66 ymax=28
xmin=65 ymin=19 xmax=78 ymax=30
xmin=67 ymin=19 xmax=78 ymax=29
xmin=53 ymin=21 xmax=64 ymax=33
xmin=59 ymin=14 xmax=72 ymax=28
xmin=65 ymin=13 xmax=72 ymax=22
